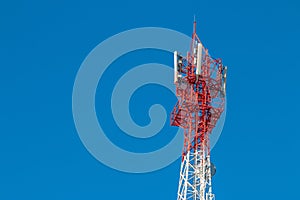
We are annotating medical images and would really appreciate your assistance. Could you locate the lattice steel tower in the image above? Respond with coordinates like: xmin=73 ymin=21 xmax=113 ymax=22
xmin=170 ymin=20 xmax=227 ymax=200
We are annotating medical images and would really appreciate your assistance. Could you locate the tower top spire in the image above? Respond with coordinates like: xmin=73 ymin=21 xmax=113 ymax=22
xmin=193 ymin=15 xmax=196 ymax=35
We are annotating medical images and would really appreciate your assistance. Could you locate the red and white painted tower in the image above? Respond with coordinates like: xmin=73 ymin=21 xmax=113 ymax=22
xmin=171 ymin=20 xmax=227 ymax=200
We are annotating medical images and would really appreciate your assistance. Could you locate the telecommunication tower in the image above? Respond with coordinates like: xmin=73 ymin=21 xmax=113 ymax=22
xmin=170 ymin=20 xmax=227 ymax=200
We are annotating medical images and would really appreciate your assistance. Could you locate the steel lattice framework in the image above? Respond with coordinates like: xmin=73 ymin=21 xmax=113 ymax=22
xmin=171 ymin=21 xmax=227 ymax=200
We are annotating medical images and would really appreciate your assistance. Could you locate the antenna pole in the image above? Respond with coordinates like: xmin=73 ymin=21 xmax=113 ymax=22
xmin=193 ymin=16 xmax=197 ymax=37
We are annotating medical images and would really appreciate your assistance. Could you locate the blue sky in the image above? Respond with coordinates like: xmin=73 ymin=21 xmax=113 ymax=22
xmin=1 ymin=0 xmax=300 ymax=199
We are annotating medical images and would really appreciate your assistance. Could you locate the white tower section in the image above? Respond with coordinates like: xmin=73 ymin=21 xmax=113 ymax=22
xmin=176 ymin=140 xmax=215 ymax=200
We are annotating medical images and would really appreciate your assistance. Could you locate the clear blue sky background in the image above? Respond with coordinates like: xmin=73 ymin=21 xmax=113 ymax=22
xmin=1 ymin=0 xmax=300 ymax=199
